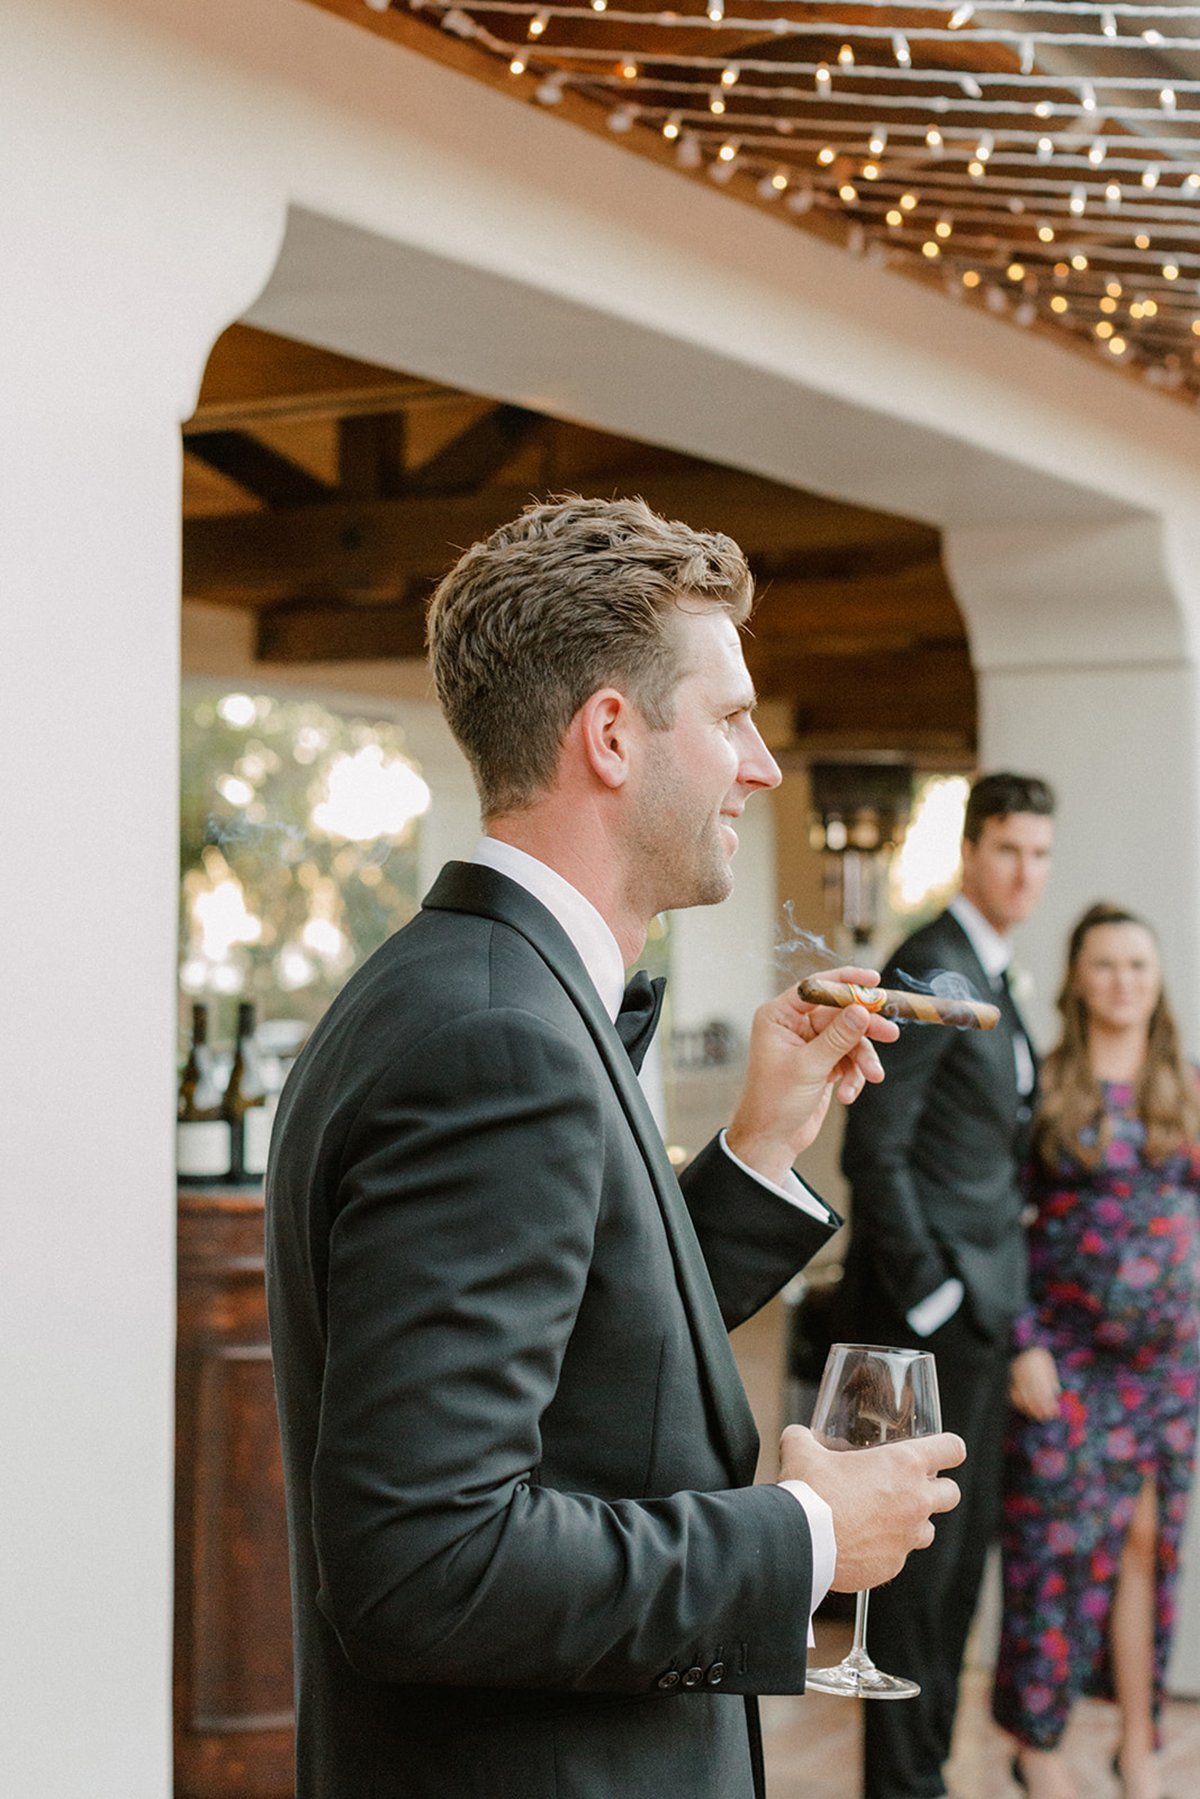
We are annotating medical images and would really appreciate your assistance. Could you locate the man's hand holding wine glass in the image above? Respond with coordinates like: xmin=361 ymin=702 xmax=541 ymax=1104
xmin=778 ymin=1421 xmax=966 ymax=1593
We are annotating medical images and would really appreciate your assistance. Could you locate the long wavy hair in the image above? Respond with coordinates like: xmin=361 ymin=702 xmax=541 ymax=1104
xmin=1036 ymin=902 xmax=1200 ymax=1170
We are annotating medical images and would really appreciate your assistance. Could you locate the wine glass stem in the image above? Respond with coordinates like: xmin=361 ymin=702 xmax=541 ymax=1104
xmin=849 ymin=1589 xmax=873 ymax=1668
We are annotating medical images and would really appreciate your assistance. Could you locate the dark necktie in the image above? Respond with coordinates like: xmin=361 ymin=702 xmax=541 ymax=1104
xmin=615 ymin=970 xmax=666 ymax=1073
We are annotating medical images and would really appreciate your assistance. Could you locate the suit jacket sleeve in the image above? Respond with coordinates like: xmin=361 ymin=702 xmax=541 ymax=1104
xmin=681 ymin=1136 xmax=841 ymax=1329
xmin=311 ymin=1005 xmax=813 ymax=1697
xmin=840 ymin=944 xmax=959 ymax=1321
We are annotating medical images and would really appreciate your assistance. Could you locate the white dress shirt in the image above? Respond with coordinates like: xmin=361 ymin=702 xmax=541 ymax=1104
xmin=471 ymin=837 xmax=836 ymax=1635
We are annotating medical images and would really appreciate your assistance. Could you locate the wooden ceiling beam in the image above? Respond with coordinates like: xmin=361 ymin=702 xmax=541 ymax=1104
xmin=185 ymin=430 xmax=335 ymax=509
xmin=183 ymin=470 xmax=932 ymax=602
xmin=256 ymin=595 xmax=427 ymax=664
xmin=408 ymin=403 xmax=545 ymax=494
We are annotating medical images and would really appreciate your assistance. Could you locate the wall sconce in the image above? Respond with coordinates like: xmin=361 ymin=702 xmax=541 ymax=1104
xmin=808 ymin=760 xmax=913 ymax=944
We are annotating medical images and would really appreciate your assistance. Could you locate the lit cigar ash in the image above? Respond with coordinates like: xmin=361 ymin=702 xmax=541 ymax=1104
xmin=796 ymin=977 xmax=1000 ymax=1032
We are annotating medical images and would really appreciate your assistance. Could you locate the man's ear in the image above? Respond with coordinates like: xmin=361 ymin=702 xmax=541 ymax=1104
xmin=577 ymin=688 xmax=635 ymax=791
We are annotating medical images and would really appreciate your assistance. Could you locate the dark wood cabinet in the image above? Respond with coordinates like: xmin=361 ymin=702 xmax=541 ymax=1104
xmin=175 ymin=1188 xmax=294 ymax=1798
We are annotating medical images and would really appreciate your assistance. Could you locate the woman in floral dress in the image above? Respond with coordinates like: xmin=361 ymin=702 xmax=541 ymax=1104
xmin=993 ymin=904 xmax=1200 ymax=1799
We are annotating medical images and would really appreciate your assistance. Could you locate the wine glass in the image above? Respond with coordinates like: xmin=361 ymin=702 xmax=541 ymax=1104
xmin=804 ymin=1343 xmax=942 ymax=1700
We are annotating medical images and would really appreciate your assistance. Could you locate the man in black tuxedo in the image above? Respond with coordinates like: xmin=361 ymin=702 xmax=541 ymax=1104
xmin=265 ymin=495 xmax=964 ymax=1799
xmin=838 ymin=772 xmax=1055 ymax=1799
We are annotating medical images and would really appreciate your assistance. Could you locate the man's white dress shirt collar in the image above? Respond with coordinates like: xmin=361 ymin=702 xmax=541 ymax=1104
xmin=471 ymin=838 xmax=626 ymax=1020
xmin=949 ymin=892 xmax=1010 ymax=981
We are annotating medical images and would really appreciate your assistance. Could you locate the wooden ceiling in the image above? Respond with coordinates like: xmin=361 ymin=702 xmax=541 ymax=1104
xmin=303 ymin=0 xmax=1200 ymax=401
xmin=184 ymin=323 xmax=974 ymax=757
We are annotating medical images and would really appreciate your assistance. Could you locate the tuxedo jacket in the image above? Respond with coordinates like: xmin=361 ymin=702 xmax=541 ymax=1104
xmin=838 ymin=908 xmax=1034 ymax=1349
xmin=265 ymin=861 xmax=839 ymax=1799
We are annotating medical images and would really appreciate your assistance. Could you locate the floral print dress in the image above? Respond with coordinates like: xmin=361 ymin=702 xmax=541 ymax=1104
xmin=992 ymin=1083 xmax=1200 ymax=1750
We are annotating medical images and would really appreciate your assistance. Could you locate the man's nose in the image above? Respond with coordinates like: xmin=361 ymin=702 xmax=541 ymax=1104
xmin=742 ymin=725 xmax=781 ymax=792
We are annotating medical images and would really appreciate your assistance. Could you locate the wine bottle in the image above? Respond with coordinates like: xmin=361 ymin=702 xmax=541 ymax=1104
xmin=177 ymin=1002 xmax=233 ymax=1184
xmin=223 ymin=1000 xmax=269 ymax=1182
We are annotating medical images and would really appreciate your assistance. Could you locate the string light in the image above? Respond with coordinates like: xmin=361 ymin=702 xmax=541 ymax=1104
xmin=441 ymin=0 xmax=1200 ymax=390
xmin=962 ymin=269 xmax=981 ymax=287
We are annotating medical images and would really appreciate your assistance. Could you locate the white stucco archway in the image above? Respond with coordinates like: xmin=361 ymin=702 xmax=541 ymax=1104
xmin=6 ymin=2 xmax=1200 ymax=1790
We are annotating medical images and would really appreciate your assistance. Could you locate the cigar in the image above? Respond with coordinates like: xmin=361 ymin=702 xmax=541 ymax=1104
xmin=796 ymin=977 xmax=1000 ymax=1031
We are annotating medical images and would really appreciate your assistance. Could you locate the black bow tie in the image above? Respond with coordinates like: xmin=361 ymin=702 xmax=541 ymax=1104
xmin=616 ymin=970 xmax=666 ymax=1073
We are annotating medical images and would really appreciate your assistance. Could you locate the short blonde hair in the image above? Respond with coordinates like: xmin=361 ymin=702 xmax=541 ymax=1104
xmin=427 ymin=494 xmax=753 ymax=818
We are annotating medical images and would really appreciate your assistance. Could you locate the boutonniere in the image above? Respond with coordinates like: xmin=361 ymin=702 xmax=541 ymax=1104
xmin=1008 ymin=963 xmax=1036 ymax=1009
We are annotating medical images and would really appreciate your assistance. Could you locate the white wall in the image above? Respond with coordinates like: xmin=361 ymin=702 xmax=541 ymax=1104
xmin=6 ymin=1 xmax=1200 ymax=1788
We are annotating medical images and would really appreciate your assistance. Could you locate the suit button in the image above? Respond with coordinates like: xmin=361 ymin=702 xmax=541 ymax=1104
xmin=706 ymin=1662 xmax=726 ymax=1686
xmin=656 ymin=1670 xmax=680 ymax=1691
xmin=682 ymin=1666 xmax=704 ymax=1688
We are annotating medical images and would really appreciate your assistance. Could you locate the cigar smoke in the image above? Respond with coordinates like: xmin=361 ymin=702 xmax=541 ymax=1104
xmin=773 ymin=901 xmax=841 ymax=978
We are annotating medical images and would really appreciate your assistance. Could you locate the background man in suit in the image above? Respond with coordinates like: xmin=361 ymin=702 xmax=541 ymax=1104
xmin=265 ymin=495 xmax=964 ymax=1799
xmin=838 ymin=771 xmax=1055 ymax=1799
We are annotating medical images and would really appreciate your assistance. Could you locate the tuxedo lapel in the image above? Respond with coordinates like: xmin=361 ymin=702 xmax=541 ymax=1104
xmin=423 ymin=861 xmax=760 ymax=1484
xmin=935 ymin=912 xmax=1021 ymax=1115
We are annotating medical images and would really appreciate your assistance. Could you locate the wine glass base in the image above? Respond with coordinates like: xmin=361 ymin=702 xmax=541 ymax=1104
xmin=805 ymin=1662 xmax=920 ymax=1700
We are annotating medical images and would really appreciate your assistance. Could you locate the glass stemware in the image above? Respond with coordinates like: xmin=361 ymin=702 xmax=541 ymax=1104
xmin=804 ymin=1342 xmax=942 ymax=1700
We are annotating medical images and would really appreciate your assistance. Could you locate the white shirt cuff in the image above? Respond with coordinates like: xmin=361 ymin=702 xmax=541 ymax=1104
xmin=906 ymin=1278 xmax=964 ymax=1338
xmin=717 ymin=1130 xmax=835 ymax=1226
xmin=779 ymin=1480 xmax=837 ymax=1646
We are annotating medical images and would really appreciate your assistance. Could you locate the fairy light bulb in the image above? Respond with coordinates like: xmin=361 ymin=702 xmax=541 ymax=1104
xmin=771 ymin=170 xmax=789 ymax=192
xmin=962 ymin=269 xmax=981 ymax=288
xmin=926 ymin=128 xmax=944 ymax=153
xmin=862 ymin=163 xmax=880 ymax=181
xmin=1143 ymin=27 xmax=1163 ymax=45
xmin=815 ymin=63 xmax=831 ymax=92
xmin=1037 ymin=137 xmax=1054 ymax=163
xmin=1164 ymin=263 xmax=1180 ymax=281
xmin=1038 ymin=225 xmax=1055 ymax=243
xmin=968 ymin=160 xmax=986 ymax=178
xmin=1162 ymin=88 xmax=1178 ymax=114
xmin=1143 ymin=167 xmax=1160 ymax=192
xmin=838 ymin=44 xmax=855 ymax=67
xmin=509 ymin=56 xmax=526 ymax=76
xmin=899 ymin=192 xmax=918 ymax=211
xmin=1108 ymin=337 xmax=1126 ymax=355
xmin=1051 ymin=295 xmax=1068 ymax=313
xmin=922 ymin=240 xmax=941 ymax=259
xmin=1071 ymin=254 xmax=1089 ymax=271
xmin=527 ymin=10 xmax=548 ymax=36
xmin=1187 ymin=174 xmax=1200 ymax=192
xmin=1102 ymin=8 xmax=1117 ymax=37
xmin=1135 ymin=234 xmax=1151 ymax=250
xmin=935 ymin=217 xmax=953 ymax=239
xmin=710 ymin=95 xmax=726 ymax=115
xmin=976 ymin=133 xmax=994 ymax=163
xmin=839 ymin=182 xmax=858 ymax=203
xmin=869 ymin=128 xmax=887 ymax=156
xmin=1089 ymin=140 xmax=1105 ymax=168
xmin=1080 ymin=84 xmax=1097 ymax=114
xmin=948 ymin=3 xmax=974 ymax=27
xmin=892 ymin=33 xmax=911 ymax=68
xmin=1069 ymin=186 xmax=1086 ymax=217
xmin=1007 ymin=261 xmax=1025 ymax=282
xmin=606 ymin=104 xmax=636 ymax=132
xmin=1021 ymin=39 xmax=1035 ymax=74
xmin=1034 ymin=101 xmax=1053 ymax=121
xmin=621 ymin=61 xmax=638 ymax=80
xmin=886 ymin=208 xmax=903 ymax=227
xmin=662 ymin=114 xmax=682 ymax=140
xmin=721 ymin=65 xmax=738 ymax=87
xmin=706 ymin=0 xmax=723 ymax=18
xmin=817 ymin=146 xmax=836 ymax=166
xmin=718 ymin=140 xmax=737 ymax=162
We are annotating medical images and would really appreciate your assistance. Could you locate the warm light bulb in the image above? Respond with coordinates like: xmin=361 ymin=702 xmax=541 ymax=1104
xmin=1038 ymin=225 xmax=1055 ymax=243
xmin=1102 ymin=9 xmax=1117 ymax=37
xmin=1037 ymin=137 xmax=1053 ymax=162
xmin=1072 ymin=254 xmax=1089 ymax=271
xmin=721 ymin=65 xmax=738 ymax=87
xmin=621 ymin=62 xmax=638 ymax=79
xmin=886 ymin=208 xmax=903 ymax=227
xmin=771 ymin=170 xmax=789 ymax=191
xmin=839 ymin=182 xmax=859 ymax=202
xmin=968 ymin=160 xmax=986 ymax=179
xmin=815 ymin=63 xmax=831 ymax=89
xmin=893 ymin=32 xmax=911 ymax=67
xmin=1144 ymin=298 xmax=1159 ymax=315
xmin=1106 ymin=183 xmax=1122 ymax=207
xmin=949 ymin=3 xmax=974 ymax=27
xmin=1099 ymin=296 xmax=1117 ymax=314
xmin=1164 ymin=263 xmax=1180 ymax=280
xmin=838 ymin=44 xmax=855 ymax=67
xmin=718 ymin=141 xmax=737 ymax=162
xmin=922 ymin=240 xmax=941 ymax=258
xmin=935 ymin=218 xmax=953 ymax=238
xmin=1095 ymin=320 xmax=1114 ymax=338
xmin=1143 ymin=166 xmax=1160 ymax=191
xmin=862 ymin=163 xmax=880 ymax=181
xmin=962 ymin=269 xmax=981 ymax=288
xmin=527 ymin=11 xmax=547 ymax=36
xmin=926 ymin=128 xmax=943 ymax=151
xmin=1007 ymin=261 xmax=1025 ymax=281
xmin=662 ymin=115 xmax=681 ymax=140
xmin=1108 ymin=336 xmax=1126 ymax=355
xmin=509 ymin=56 xmax=526 ymax=75
xmin=1135 ymin=234 xmax=1151 ymax=250
xmin=1107 ymin=281 xmax=1122 ymax=298
xmin=869 ymin=130 xmax=887 ymax=156
xmin=1051 ymin=295 xmax=1069 ymax=313
xmin=710 ymin=95 xmax=726 ymax=114
xmin=817 ymin=146 xmax=836 ymax=166
xmin=1089 ymin=140 xmax=1105 ymax=167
